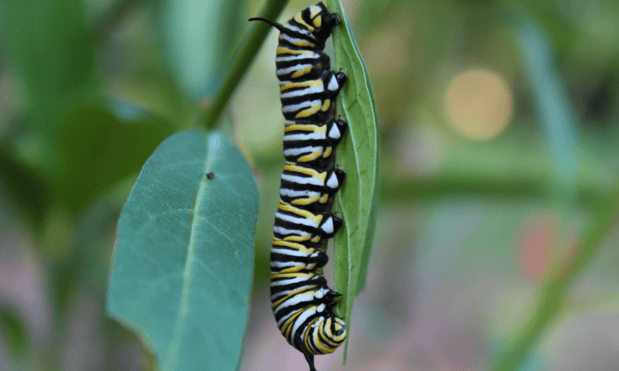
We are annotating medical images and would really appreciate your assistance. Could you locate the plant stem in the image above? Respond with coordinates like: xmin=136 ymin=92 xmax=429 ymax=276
xmin=379 ymin=173 xmax=605 ymax=205
xmin=492 ymin=184 xmax=619 ymax=371
xmin=199 ymin=0 xmax=290 ymax=130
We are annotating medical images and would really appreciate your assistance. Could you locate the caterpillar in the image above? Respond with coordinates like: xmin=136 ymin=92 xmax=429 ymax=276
xmin=250 ymin=3 xmax=348 ymax=371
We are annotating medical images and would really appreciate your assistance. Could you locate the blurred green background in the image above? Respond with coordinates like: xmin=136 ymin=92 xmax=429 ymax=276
xmin=1 ymin=0 xmax=619 ymax=370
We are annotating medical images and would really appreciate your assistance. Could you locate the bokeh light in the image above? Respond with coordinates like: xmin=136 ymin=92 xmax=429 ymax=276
xmin=444 ymin=69 xmax=513 ymax=141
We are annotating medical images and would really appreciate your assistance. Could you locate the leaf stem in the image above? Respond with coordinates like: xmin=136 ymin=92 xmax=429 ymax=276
xmin=199 ymin=0 xmax=290 ymax=130
xmin=492 ymin=184 xmax=619 ymax=371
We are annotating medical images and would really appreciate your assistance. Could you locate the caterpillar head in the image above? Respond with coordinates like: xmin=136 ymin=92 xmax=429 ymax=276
xmin=249 ymin=2 xmax=341 ymax=48
xmin=327 ymin=316 xmax=346 ymax=339
xmin=313 ymin=316 xmax=346 ymax=354
xmin=304 ymin=2 xmax=341 ymax=43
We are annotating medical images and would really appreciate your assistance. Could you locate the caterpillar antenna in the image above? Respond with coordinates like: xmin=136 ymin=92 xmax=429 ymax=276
xmin=248 ymin=17 xmax=285 ymax=33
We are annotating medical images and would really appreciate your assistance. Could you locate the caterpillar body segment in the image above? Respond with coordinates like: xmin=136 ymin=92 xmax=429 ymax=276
xmin=270 ymin=240 xmax=328 ymax=274
xmin=283 ymin=118 xmax=348 ymax=164
xmin=279 ymin=162 xmax=345 ymax=208
xmin=279 ymin=70 xmax=347 ymax=122
xmin=273 ymin=201 xmax=342 ymax=243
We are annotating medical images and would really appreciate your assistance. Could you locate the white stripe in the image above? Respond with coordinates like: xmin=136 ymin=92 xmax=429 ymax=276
xmin=270 ymin=285 xmax=312 ymax=301
xmin=281 ymin=174 xmax=323 ymax=186
xmin=274 ymin=290 xmax=325 ymax=316
xmin=270 ymin=275 xmax=312 ymax=286
xmin=284 ymin=132 xmax=325 ymax=141
xmin=273 ymin=226 xmax=310 ymax=238
xmin=275 ymin=212 xmax=318 ymax=228
xmin=279 ymin=33 xmax=313 ymax=47
xmin=270 ymin=260 xmax=300 ymax=268
xmin=276 ymin=64 xmax=314 ymax=76
xmin=290 ymin=306 xmax=322 ymax=337
xmin=280 ymin=85 xmax=324 ymax=99
xmin=271 ymin=247 xmax=311 ymax=257
xmin=283 ymin=146 xmax=321 ymax=157
xmin=281 ymin=99 xmax=321 ymax=113
xmin=280 ymin=188 xmax=317 ymax=198
xmin=276 ymin=54 xmax=319 ymax=63
xmin=277 ymin=306 xmax=303 ymax=328
xmin=283 ymin=23 xmax=313 ymax=37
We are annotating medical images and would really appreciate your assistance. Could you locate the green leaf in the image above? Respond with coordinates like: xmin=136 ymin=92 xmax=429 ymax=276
xmin=106 ymin=130 xmax=259 ymax=371
xmin=327 ymin=0 xmax=380 ymax=361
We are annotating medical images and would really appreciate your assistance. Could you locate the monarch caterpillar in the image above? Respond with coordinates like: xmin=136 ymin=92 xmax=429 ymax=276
xmin=250 ymin=2 xmax=348 ymax=371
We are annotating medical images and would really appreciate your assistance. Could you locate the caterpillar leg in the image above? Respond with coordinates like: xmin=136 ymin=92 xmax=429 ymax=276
xmin=324 ymin=12 xmax=341 ymax=28
xmin=324 ymin=70 xmax=347 ymax=95
xmin=327 ymin=117 xmax=347 ymax=144
xmin=318 ymin=213 xmax=342 ymax=239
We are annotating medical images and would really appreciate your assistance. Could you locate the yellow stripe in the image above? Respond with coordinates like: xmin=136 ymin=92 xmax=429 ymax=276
xmin=282 ymin=309 xmax=305 ymax=338
xmin=298 ymin=151 xmax=323 ymax=163
xmin=279 ymin=79 xmax=322 ymax=92
xmin=272 ymin=261 xmax=315 ymax=274
xmin=313 ymin=14 xmax=322 ymax=28
xmin=284 ymin=235 xmax=311 ymax=242
xmin=316 ymin=331 xmax=336 ymax=354
xmin=285 ymin=37 xmax=314 ymax=48
xmin=271 ymin=272 xmax=315 ymax=281
xmin=272 ymin=238 xmax=314 ymax=252
xmin=284 ymin=123 xmax=326 ymax=134
xmin=276 ymin=46 xmax=315 ymax=56
xmin=291 ymin=65 xmax=314 ymax=79
xmin=295 ymin=103 xmax=322 ymax=118
xmin=284 ymin=162 xmax=327 ymax=181
xmin=292 ymin=195 xmax=320 ymax=206
xmin=294 ymin=12 xmax=315 ymax=32
xmin=321 ymin=99 xmax=331 ymax=112
xmin=278 ymin=201 xmax=323 ymax=225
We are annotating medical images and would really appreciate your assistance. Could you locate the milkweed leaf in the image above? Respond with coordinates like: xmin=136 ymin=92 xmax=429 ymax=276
xmin=327 ymin=0 xmax=380 ymax=361
xmin=106 ymin=130 xmax=259 ymax=371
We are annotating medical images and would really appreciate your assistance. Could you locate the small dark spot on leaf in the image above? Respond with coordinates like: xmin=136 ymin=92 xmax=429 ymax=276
xmin=206 ymin=172 xmax=214 ymax=179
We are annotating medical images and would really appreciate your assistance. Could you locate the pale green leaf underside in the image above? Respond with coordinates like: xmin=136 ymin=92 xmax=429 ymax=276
xmin=327 ymin=0 xmax=380 ymax=361
xmin=106 ymin=130 xmax=259 ymax=371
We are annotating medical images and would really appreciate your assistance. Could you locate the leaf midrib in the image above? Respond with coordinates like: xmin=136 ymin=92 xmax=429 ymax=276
xmin=164 ymin=135 xmax=216 ymax=370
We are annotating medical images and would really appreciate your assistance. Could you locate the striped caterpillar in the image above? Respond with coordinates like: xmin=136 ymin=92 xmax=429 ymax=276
xmin=250 ymin=3 xmax=347 ymax=370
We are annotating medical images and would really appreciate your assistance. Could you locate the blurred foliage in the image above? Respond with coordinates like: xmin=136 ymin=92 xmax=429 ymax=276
xmin=0 ymin=0 xmax=618 ymax=370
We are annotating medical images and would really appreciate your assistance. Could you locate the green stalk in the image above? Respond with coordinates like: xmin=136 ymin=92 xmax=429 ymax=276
xmin=199 ymin=0 xmax=290 ymax=130
xmin=493 ymin=184 xmax=619 ymax=371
